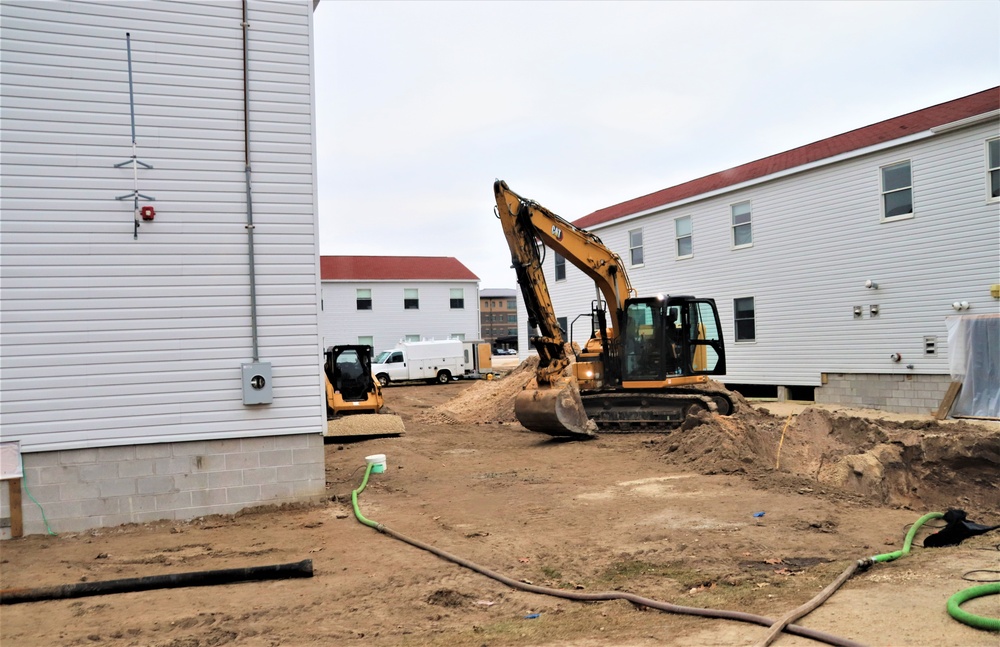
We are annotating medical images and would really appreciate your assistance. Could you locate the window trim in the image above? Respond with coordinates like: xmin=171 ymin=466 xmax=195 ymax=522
xmin=356 ymin=288 xmax=372 ymax=311
xmin=880 ymin=159 xmax=914 ymax=222
xmin=628 ymin=228 xmax=644 ymax=267
xmin=987 ymin=137 xmax=999 ymax=203
xmin=403 ymin=288 xmax=419 ymax=310
xmin=554 ymin=253 xmax=566 ymax=281
xmin=733 ymin=296 xmax=756 ymax=343
xmin=449 ymin=288 xmax=464 ymax=309
xmin=675 ymin=215 xmax=693 ymax=259
xmin=731 ymin=200 xmax=753 ymax=249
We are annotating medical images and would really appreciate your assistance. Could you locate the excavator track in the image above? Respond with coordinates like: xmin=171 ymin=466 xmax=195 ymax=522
xmin=580 ymin=389 xmax=734 ymax=433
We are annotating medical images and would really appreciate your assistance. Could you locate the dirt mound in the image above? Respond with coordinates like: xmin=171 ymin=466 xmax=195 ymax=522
xmin=654 ymin=406 xmax=1000 ymax=514
xmin=413 ymin=356 xmax=538 ymax=424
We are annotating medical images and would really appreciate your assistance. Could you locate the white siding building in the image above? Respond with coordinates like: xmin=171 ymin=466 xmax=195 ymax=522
xmin=0 ymin=0 xmax=325 ymax=535
xmin=320 ymin=256 xmax=480 ymax=354
xmin=545 ymin=88 xmax=999 ymax=414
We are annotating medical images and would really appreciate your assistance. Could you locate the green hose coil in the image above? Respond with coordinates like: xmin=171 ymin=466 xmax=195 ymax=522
xmin=870 ymin=511 xmax=944 ymax=563
xmin=947 ymin=582 xmax=1000 ymax=631
xmin=351 ymin=463 xmax=380 ymax=529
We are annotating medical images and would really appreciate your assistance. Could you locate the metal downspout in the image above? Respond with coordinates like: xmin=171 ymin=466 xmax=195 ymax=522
xmin=242 ymin=0 xmax=260 ymax=362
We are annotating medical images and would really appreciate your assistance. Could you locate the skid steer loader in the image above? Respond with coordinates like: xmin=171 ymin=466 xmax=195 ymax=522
xmin=323 ymin=345 xmax=405 ymax=438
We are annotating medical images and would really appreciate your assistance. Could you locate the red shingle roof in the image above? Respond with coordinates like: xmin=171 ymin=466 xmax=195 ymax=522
xmin=320 ymin=256 xmax=479 ymax=281
xmin=575 ymin=87 xmax=1000 ymax=229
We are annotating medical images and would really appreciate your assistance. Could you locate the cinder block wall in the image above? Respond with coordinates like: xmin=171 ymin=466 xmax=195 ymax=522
xmin=0 ymin=434 xmax=325 ymax=537
xmin=816 ymin=373 xmax=952 ymax=413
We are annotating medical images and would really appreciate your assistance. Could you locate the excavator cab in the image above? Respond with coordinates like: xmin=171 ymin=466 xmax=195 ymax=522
xmin=620 ymin=296 xmax=726 ymax=382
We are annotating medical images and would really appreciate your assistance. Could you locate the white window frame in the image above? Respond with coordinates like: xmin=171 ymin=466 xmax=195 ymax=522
xmin=628 ymin=228 xmax=644 ymax=266
xmin=733 ymin=296 xmax=756 ymax=343
xmin=356 ymin=288 xmax=372 ymax=310
xmin=358 ymin=335 xmax=373 ymax=347
xmin=404 ymin=334 xmax=420 ymax=342
xmin=554 ymin=253 xmax=566 ymax=281
xmin=675 ymin=216 xmax=693 ymax=259
xmin=987 ymin=137 xmax=999 ymax=203
xmin=880 ymin=159 xmax=914 ymax=222
xmin=449 ymin=333 xmax=465 ymax=341
xmin=731 ymin=201 xmax=753 ymax=249
xmin=403 ymin=288 xmax=419 ymax=310
xmin=449 ymin=288 xmax=464 ymax=309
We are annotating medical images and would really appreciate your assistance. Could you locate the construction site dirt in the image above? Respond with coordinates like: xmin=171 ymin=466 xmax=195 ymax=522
xmin=2 ymin=370 xmax=998 ymax=647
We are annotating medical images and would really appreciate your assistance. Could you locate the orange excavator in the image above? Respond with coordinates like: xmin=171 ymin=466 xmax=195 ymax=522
xmin=494 ymin=180 xmax=734 ymax=439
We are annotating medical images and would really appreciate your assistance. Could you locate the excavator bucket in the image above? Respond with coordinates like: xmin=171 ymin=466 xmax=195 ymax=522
xmin=514 ymin=376 xmax=597 ymax=439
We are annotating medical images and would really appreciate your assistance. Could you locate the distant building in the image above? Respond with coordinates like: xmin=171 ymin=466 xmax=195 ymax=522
xmin=548 ymin=88 xmax=999 ymax=414
xmin=479 ymin=289 xmax=518 ymax=350
xmin=320 ymin=256 xmax=480 ymax=353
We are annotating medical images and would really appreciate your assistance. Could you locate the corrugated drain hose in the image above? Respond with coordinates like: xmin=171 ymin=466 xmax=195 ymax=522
xmin=350 ymin=463 xmax=864 ymax=647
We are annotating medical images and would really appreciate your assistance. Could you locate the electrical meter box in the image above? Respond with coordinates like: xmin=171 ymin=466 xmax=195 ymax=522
xmin=241 ymin=361 xmax=273 ymax=405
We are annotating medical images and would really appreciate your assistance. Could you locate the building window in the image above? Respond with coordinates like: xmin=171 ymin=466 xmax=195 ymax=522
xmin=507 ymin=299 xmax=516 ymax=309
xmin=507 ymin=314 xmax=517 ymax=323
xmin=675 ymin=216 xmax=692 ymax=258
xmin=629 ymin=228 xmax=644 ymax=266
xmin=554 ymin=253 xmax=566 ymax=281
xmin=734 ymin=297 xmax=755 ymax=342
xmin=556 ymin=316 xmax=568 ymax=336
xmin=988 ymin=138 xmax=999 ymax=201
xmin=358 ymin=335 xmax=373 ymax=347
xmin=404 ymin=334 xmax=420 ymax=342
xmin=357 ymin=288 xmax=372 ymax=310
xmin=507 ymin=328 xmax=518 ymax=335
xmin=450 ymin=333 xmax=465 ymax=341
xmin=881 ymin=160 xmax=913 ymax=220
xmin=404 ymin=288 xmax=419 ymax=309
xmin=731 ymin=201 xmax=752 ymax=247
xmin=450 ymin=288 xmax=464 ymax=309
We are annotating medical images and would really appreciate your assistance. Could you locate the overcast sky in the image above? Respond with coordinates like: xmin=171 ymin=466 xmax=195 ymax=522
xmin=313 ymin=1 xmax=999 ymax=289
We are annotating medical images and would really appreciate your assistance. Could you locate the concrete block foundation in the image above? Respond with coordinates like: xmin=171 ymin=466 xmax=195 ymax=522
xmin=816 ymin=373 xmax=953 ymax=414
xmin=0 ymin=433 xmax=325 ymax=538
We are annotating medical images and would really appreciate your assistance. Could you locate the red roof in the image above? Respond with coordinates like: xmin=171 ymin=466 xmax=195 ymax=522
xmin=320 ymin=256 xmax=479 ymax=281
xmin=575 ymin=87 xmax=1000 ymax=229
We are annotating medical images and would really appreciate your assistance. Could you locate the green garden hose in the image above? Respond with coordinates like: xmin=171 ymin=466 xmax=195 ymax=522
xmin=947 ymin=582 xmax=1000 ymax=631
xmin=869 ymin=511 xmax=944 ymax=563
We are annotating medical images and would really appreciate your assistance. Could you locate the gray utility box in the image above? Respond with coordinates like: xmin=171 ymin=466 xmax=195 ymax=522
xmin=241 ymin=361 xmax=273 ymax=405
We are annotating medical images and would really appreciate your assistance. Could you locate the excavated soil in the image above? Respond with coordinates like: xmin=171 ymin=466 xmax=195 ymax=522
xmin=2 ymin=359 xmax=998 ymax=647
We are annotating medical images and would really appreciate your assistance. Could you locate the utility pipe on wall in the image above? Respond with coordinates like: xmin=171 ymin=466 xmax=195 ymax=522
xmin=242 ymin=0 xmax=260 ymax=362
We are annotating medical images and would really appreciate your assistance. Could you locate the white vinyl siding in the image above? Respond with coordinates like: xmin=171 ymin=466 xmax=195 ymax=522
xmin=0 ymin=1 xmax=322 ymax=452
xmin=546 ymin=119 xmax=999 ymax=386
xmin=319 ymin=280 xmax=480 ymax=353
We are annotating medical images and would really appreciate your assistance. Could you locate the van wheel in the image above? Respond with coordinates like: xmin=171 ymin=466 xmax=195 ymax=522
xmin=376 ymin=373 xmax=390 ymax=387
xmin=436 ymin=370 xmax=451 ymax=384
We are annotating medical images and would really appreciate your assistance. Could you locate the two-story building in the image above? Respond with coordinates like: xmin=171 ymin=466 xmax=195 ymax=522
xmin=545 ymin=88 xmax=999 ymax=414
xmin=319 ymin=256 xmax=480 ymax=354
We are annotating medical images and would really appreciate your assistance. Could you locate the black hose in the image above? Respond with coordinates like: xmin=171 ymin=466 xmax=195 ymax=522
xmin=0 ymin=559 xmax=313 ymax=604
xmin=372 ymin=523 xmax=865 ymax=647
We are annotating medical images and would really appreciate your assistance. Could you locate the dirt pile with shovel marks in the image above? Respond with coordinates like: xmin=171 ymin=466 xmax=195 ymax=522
xmin=653 ymin=405 xmax=1000 ymax=514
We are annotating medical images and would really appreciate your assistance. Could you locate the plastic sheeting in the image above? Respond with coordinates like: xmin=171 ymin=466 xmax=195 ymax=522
xmin=945 ymin=314 xmax=999 ymax=418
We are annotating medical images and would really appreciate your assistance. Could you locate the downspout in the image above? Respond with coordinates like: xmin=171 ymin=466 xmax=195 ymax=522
xmin=242 ymin=0 xmax=260 ymax=362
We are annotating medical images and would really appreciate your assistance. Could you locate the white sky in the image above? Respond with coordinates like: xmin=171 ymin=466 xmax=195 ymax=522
xmin=314 ymin=1 xmax=999 ymax=289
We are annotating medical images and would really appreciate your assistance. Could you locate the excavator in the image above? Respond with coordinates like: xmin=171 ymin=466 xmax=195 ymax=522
xmin=494 ymin=180 xmax=734 ymax=439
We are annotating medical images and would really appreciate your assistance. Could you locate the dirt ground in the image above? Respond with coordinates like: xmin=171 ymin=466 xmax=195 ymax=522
xmin=2 ymin=370 xmax=999 ymax=647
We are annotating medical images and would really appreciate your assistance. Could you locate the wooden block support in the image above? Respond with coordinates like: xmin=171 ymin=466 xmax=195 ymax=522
xmin=8 ymin=478 xmax=23 ymax=538
xmin=933 ymin=381 xmax=962 ymax=420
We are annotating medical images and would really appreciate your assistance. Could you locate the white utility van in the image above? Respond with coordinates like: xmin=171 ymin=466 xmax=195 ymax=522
xmin=372 ymin=340 xmax=466 ymax=386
